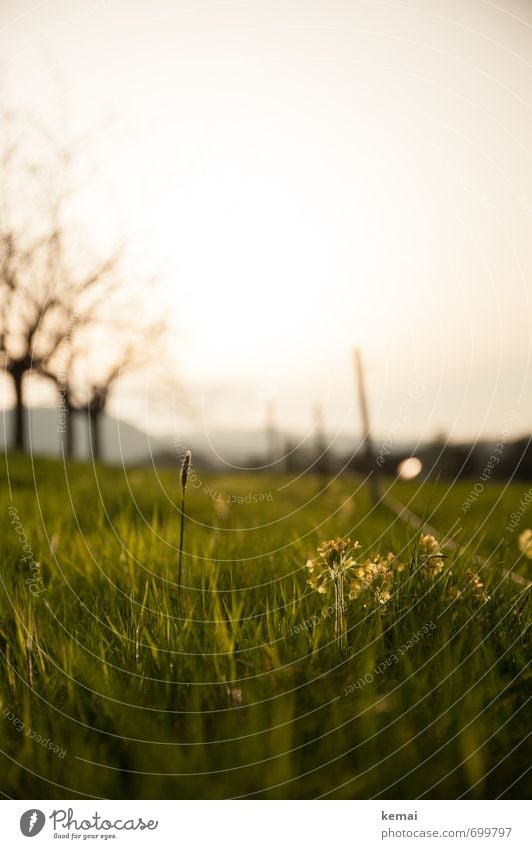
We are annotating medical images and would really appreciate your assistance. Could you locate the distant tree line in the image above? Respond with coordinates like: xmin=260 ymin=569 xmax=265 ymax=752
xmin=271 ymin=435 xmax=532 ymax=482
xmin=341 ymin=436 xmax=532 ymax=482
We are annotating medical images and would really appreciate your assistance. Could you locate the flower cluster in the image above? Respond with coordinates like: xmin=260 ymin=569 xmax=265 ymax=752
xmin=306 ymin=539 xmax=395 ymax=607
xmin=306 ymin=538 xmax=361 ymax=595
xmin=305 ymin=538 xmax=363 ymax=652
xmin=464 ymin=569 xmax=490 ymax=604
xmin=448 ymin=569 xmax=490 ymax=606
xmin=348 ymin=554 xmax=394 ymax=605
xmin=418 ymin=534 xmax=445 ymax=577
xmin=304 ymin=532 xmax=495 ymax=655
xmin=518 ymin=529 xmax=532 ymax=559
xmin=306 ymin=534 xmax=448 ymax=607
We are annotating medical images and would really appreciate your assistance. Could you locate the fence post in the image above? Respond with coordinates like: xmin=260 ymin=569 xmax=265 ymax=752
xmin=353 ymin=348 xmax=381 ymax=505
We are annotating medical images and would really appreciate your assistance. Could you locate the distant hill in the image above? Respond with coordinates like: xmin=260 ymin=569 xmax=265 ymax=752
xmin=0 ymin=407 xmax=308 ymax=467
xmin=0 ymin=408 xmax=170 ymax=465
xmin=0 ymin=406 xmax=417 ymax=468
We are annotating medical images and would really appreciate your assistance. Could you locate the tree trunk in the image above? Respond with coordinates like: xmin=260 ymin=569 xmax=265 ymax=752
xmin=58 ymin=388 xmax=75 ymax=459
xmin=88 ymin=410 xmax=101 ymax=461
xmin=13 ymin=372 xmax=25 ymax=452
xmin=65 ymin=407 xmax=75 ymax=458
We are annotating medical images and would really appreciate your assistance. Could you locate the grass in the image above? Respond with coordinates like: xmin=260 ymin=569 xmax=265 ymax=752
xmin=0 ymin=454 xmax=530 ymax=799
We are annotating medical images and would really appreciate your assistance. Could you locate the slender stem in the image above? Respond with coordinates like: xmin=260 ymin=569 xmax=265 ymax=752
xmin=178 ymin=490 xmax=185 ymax=616
xmin=335 ymin=574 xmax=347 ymax=655
xmin=340 ymin=580 xmax=346 ymax=655
xmin=334 ymin=577 xmax=340 ymax=647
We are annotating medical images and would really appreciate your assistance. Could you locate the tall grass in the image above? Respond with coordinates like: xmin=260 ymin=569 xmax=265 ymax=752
xmin=0 ymin=456 xmax=529 ymax=799
xmin=177 ymin=449 xmax=191 ymax=616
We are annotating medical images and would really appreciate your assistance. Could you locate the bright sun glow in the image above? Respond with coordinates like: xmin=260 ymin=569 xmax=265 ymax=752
xmin=397 ymin=457 xmax=423 ymax=480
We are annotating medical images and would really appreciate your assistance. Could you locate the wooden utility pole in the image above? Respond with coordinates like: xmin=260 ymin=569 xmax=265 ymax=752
xmin=313 ymin=404 xmax=329 ymax=475
xmin=353 ymin=348 xmax=381 ymax=505
xmin=265 ymin=398 xmax=278 ymax=467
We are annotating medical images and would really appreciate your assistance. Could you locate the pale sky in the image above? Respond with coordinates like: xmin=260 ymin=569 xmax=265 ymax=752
xmin=1 ymin=0 xmax=531 ymax=448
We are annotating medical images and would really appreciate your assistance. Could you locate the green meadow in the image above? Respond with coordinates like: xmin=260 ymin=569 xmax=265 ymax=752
xmin=0 ymin=455 xmax=530 ymax=799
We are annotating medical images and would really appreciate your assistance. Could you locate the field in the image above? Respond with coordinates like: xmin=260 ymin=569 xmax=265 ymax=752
xmin=0 ymin=455 xmax=530 ymax=799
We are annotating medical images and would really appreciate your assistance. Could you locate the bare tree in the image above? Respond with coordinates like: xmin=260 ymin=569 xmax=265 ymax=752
xmin=41 ymin=269 xmax=126 ymax=459
xmin=0 ymin=112 xmax=122 ymax=452
xmin=0 ymin=110 xmax=170 ymax=460
xmin=51 ymin=313 xmax=166 ymax=461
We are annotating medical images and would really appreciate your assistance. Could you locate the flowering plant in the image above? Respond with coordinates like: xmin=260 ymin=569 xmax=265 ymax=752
xmin=305 ymin=538 xmax=397 ymax=651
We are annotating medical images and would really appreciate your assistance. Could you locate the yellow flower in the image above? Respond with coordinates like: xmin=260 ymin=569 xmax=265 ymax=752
xmin=349 ymin=580 xmax=362 ymax=599
xmin=518 ymin=529 xmax=532 ymax=559
xmin=465 ymin=569 xmax=489 ymax=604
xmin=386 ymin=551 xmax=405 ymax=572
xmin=419 ymin=534 xmax=445 ymax=576
xmin=420 ymin=534 xmax=439 ymax=554
xmin=308 ymin=572 xmax=326 ymax=593
xmin=305 ymin=538 xmax=394 ymax=610
xmin=428 ymin=557 xmax=445 ymax=576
